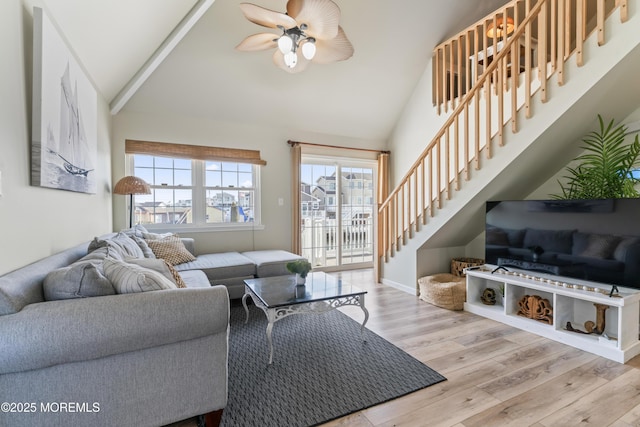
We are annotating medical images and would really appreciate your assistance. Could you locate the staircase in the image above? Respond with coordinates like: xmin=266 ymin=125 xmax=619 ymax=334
xmin=377 ymin=0 xmax=640 ymax=293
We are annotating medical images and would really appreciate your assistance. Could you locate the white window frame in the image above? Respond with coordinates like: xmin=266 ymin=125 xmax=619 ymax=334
xmin=127 ymin=154 xmax=263 ymax=232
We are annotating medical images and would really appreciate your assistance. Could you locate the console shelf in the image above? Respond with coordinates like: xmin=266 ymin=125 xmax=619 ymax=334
xmin=465 ymin=267 xmax=640 ymax=363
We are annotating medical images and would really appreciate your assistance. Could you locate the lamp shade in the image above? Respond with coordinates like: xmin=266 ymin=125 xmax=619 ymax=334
xmin=113 ymin=176 xmax=151 ymax=195
xmin=486 ymin=17 xmax=515 ymax=38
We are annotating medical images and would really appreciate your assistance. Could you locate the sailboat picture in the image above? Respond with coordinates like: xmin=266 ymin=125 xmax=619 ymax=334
xmin=31 ymin=7 xmax=97 ymax=194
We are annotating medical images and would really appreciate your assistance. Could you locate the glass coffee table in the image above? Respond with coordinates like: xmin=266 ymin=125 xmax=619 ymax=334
xmin=242 ymin=271 xmax=369 ymax=364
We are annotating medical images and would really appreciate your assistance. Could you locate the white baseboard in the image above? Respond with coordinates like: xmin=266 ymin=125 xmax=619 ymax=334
xmin=380 ymin=278 xmax=416 ymax=296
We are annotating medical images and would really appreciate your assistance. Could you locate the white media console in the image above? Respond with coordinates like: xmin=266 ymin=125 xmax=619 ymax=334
xmin=465 ymin=266 xmax=640 ymax=363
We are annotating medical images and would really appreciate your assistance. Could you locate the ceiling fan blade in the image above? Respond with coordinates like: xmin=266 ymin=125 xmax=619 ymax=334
xmin=287 ymin=0 xmax=340 ymax=40
xmin=273 ymin=50 xmax=310 ymax=73
xmin=312 ymin=26 xmax=354 ymax=64
xmin=236 ymin=33 xmax=278 ymax=51
xmin=239 ymin=3 xmax=297 ymax=29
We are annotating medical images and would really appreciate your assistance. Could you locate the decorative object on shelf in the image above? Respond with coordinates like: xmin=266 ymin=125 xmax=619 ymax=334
xmin=481 ymin=288 xmax=497 ymax=305
xmin=517 ymin=295 xmax=553 ymax=324
xmin=113 ymin=176 xmax=152 ymax=228
xmin=528 ymin=246 xmax=544 ymax=262
xmin=551 ymin=115 xmax=640 ymax=200
xmin=417 ymin=274 xmax=466 ymax=311
xmin=593 ymin=303 xmax=610 ymax=334
xmin=566 ymin=321 xmax=590 ymax=334
xmin=236 ymin=0 xmax=354 ymax=73
xmin=567 ymin=303 xmax=611 ymax=335
xmin=286 ymin=259 xmax=312 ymax=284
xmin=450 ymin=257 xmax=485 ymax=277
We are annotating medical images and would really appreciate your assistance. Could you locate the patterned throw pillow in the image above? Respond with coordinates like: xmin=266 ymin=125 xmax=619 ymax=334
xmin=146 ymin=235 xmax=196 ymax=266
xmin=581 ymin=234 xmax=621 ymax=259
xmin=103 ymin=258 xmax=177 ymax=294
xmin=126 ymin=257 xmax=187 ymax=288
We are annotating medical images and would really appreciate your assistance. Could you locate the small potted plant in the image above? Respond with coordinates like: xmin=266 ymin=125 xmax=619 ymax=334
xmin=529 ymin=245 xmax=544 ymax=262
xmin=286 ymin=259 xmax=312 ymax=284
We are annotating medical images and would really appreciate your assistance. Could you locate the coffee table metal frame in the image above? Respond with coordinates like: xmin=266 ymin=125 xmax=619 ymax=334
xmin=242 ymin=274 xmax=369 ymax=364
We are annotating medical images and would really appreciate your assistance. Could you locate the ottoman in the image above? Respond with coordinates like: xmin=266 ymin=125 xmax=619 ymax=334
xmin=418 ymin=273 xmax=466 ymax=311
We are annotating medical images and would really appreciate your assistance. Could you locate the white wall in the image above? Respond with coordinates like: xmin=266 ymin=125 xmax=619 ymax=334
xmin=111 ymin=111 xmax=385 ymax=255
xmin=0 ymin=0 xmax=113 ymax=275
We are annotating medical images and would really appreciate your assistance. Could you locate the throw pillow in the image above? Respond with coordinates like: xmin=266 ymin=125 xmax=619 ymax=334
xmin=89 ymin=233 xmax=145 ymax=259
xmin=103 ymin=258 xmax=177 ymax=294
xmin=126 ymin=257 xmax=187 ymax=288
xmin=614 ymin=236 xmax=640 ymax=262
xmin=131 ymin=235 xmax=156 ymax=258
xmin=44 ymin=262 xmax=115 ymax=301
xmin=120 ymin=224 xmax=149 ymax=238
xmin=146 ymin=235 xmax=196 ymax=266
xmin=581 ymin=234 xmax=621 ymax=259
xmin=143 ymin=231 xmax=174 ymax=240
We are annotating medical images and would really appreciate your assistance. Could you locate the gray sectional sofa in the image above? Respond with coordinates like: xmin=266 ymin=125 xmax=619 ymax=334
xmin=0 ymin=228 xmax=304 ymax=427
xmin=175 ymin=244 xmax=305 ymax=299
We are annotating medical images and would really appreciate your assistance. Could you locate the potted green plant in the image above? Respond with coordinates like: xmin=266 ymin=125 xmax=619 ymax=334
xmin=552 ymin=115 xmax=640 ymax=200
xmin=286 ymin=259 xmax=312 ymax=284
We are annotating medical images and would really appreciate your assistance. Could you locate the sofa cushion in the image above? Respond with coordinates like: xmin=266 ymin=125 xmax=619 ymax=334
xmin=103 ymin=258 xmax=177 ymax=294
xmin=178 ymin=270 xmax=212 ymax=288
xmin=174 ymin=252 xmax=256 ymax=280
xmin=43 ymin=261 xmax=115 ymax=301
xmin=241 ymin=250 xmax=305 ymax=277
xmin=146 ymin=235 xmax=196 ymax=266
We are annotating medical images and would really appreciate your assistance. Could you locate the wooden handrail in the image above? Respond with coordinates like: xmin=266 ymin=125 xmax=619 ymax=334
xmin=380 ymin=0 xmax=546 ymax=210
xmin=377 ymin=0 xmax=628 ymax=267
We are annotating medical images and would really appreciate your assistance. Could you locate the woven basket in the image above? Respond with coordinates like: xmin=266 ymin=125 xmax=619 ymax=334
xmin=418 ymin=273 xmax=466 ymax=311
xmin=450 ymin=257 xmax=484 ymax=277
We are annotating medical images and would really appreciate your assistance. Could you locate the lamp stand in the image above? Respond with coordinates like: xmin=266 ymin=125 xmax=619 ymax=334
xmin=128 ymin=193 xmax=134 ymax=228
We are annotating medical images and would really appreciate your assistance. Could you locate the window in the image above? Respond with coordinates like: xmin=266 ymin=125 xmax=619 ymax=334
xmin=129 ymin=154 xmax=260 ymax=229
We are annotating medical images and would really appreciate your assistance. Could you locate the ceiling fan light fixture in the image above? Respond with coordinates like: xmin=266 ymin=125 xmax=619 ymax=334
xmin=278 ymin=34 xmax=294 ymax=53
xmin=301 ymin=39 xmax=316 ymax=60
xmin=284 ymin=51 xmax=298 ymax=68
xmin=237 ymin=0 xmax=353 ymax=72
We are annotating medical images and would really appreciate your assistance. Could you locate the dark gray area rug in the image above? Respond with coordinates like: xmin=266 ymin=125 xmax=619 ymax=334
xmin=221 ymin=303 xmax=446 ymax=427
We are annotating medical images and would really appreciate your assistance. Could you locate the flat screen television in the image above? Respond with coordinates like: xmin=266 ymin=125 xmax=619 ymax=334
xmin=485 ymin=198 xmax=640 ymax=289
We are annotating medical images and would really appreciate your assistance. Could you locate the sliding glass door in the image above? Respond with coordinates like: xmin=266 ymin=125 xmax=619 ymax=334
xmin=300 ymin=157 xmax=376 ymax=269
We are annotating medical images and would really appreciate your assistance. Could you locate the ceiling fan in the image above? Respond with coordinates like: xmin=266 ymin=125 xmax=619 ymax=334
xmin=236 ymin=0 xmax=354 ymax=73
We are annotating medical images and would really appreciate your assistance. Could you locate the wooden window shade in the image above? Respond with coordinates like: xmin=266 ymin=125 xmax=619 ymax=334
xmin=125 ymin=139 xmax=266 ymax=165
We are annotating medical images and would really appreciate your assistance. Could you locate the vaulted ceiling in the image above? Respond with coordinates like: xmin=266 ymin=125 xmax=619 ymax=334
xmin=36 ymin=0 xmax=511 ymax=141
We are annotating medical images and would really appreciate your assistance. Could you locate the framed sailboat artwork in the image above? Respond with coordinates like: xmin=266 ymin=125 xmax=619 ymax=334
xmin=31 ymin=7 xmax=97 ymax=194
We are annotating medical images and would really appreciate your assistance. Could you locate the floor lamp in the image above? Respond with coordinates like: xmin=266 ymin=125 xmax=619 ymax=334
xmin=113 ymin=176 xmax=151 ymax=228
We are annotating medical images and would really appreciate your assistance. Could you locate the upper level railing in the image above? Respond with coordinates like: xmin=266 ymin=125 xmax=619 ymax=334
xmin=433 ymin=0 xmax=620 ymax=114
xmin=378 ymin=0 xmax=628 ymax=264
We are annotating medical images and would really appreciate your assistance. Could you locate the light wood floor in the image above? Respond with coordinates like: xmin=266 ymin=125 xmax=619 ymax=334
xmin=320 ymin=268 xmax=640 ymax=427
xmin=174 ymin=268 xmax=640 ymax=427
